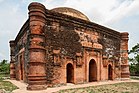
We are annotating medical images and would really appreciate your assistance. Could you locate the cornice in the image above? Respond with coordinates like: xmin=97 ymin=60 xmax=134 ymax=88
xmin=15 ymin=19 xmax=29 ymax=43
xmin=45 ymin=9 xmax=121 ymax=39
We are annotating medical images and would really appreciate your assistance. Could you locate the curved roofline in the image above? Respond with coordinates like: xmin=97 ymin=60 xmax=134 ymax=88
xmin=51 ymin=7 xmax=90 ymax=21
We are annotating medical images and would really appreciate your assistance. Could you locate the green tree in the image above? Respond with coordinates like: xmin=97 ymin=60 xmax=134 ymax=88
xmin=129 ymin=43 xmax=139 ymax=75
xmin=0 ymin=60 xmax=10 ymax=74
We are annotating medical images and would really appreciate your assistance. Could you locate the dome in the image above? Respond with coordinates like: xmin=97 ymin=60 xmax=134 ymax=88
xmin=51 ymin=7 xmax=90 ymax=21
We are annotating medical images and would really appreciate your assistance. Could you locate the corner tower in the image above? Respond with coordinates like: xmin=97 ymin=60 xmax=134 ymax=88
xmin=9 ymin=40 xmax=16 ymax=80
xmin=27 ymin=2 xmax=47 ymax=90
xmin=120 ymin=32 xmax=130 ymax=79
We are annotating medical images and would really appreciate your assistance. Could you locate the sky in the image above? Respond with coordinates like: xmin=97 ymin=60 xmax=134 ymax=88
xmin=0 ymin=0 xmax=139 ymax=61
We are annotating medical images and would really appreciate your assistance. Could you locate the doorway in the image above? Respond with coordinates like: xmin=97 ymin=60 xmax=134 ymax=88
xmin=89 ymin=59 xmax=97 ymax=82
xmin=66 ymin=63 xmax=74 ymax=83
xmin=108 ymin=64 xmax=113 ymax=80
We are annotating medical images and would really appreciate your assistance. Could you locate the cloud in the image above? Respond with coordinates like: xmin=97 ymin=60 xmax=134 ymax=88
xmin=0 ymin=0 xmax=139 ymax=60
xmin=0 ymin=0 xmax=3 ymax=3
xmin=40 ymin=0 xmax=139 ymax=25
xmin=0 ymin=53 xmax=6 ymax=60
xmin=105 ymin=0 xmax=139 ymax=25
xmin=0 ymin=1 xmax=27 ymax=60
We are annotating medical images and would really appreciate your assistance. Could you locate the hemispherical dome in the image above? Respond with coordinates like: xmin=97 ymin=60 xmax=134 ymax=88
xmin=51 ymin=7 xmax=90 ymax=21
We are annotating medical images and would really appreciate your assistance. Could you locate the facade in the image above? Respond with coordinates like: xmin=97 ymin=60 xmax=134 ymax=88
xmin=9 ymin=2 xmax=130 ymax=90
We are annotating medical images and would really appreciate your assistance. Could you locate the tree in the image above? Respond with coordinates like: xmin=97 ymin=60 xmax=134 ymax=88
xmin=129 ymin=43 xmax=139 ymax=75
xmin=0 ymin=60 xmax=10 ymax=74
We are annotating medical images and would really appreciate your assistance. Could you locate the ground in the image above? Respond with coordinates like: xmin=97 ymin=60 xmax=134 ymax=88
xmin=0 ymin=74 xmax=18 ymax=93
xmin=7 ymin=78 xmax=139 ymax=93
xmin=1 ymin=76 xmax=139 ymax=93
xmin=56 ymin=82 xmax=139 ymax=93
xmin=0 ymin=80 xmax=18 ymax=92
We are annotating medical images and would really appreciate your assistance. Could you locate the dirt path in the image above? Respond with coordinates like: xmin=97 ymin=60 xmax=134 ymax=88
xmin=6 ymin=79 xmax=139 ymax=93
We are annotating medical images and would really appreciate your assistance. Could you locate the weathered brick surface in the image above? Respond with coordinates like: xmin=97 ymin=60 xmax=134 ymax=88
xmin=9 ymin=2 xmax=130 ymax=90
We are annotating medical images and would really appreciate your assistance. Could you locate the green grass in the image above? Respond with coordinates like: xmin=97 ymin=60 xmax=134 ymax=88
xmin=0 ymin=80 xmax=18 ymax=92
xmin=0 ymin=73 xmax=18 ymax=92
xmin=130 ymin=76 xmax=139 ymax=80
xmin=0 ymin=72 xmax=10 ymax=80
xmin=56 ymin=82 xmax=139 ymax=93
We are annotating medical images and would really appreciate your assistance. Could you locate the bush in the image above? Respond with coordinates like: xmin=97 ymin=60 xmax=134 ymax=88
xmin=0 ymin=60 xmax=10 ymax=74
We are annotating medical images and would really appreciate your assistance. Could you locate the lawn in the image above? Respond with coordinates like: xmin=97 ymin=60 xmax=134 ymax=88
xmin=0 ymin=74 xmax=18 ymax=92
xmin=0 ymin=80 xmax=18 ymax=92
xmin=56 ymin=82 xmax=139 ymax=93
xmin=130 ymin=76 xmax=139 ymax=80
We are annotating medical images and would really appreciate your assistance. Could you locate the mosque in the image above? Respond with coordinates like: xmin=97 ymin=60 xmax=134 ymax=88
xmin=9 ymin=2 xmax=129 ymax=90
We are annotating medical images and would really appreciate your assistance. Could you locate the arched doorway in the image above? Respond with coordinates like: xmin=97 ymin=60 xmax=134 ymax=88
xmin=89 ymin=59 xmax=97 ymax=82
xmin=108 ymin=64 xmax=113 ymax=80
xmin=66 ymin=63 xmax=74 ymax=83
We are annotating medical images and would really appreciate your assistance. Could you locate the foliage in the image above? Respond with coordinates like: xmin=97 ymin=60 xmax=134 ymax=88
xmin=129 ymin=43 xmax=139 ymax=75
xmin=0 ymin=60 xmax=17 ymax=92
xmin=129 ymin=43 xmax=139 ymax=54
xmin=0 ymin=59 xmax=10 ymax=74
xmin=129 ymin=63 xmax=136 ymax=75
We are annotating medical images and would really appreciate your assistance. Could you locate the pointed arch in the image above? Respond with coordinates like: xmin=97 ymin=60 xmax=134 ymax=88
xmin=89 ymin=59 xmax=97 ymax=82
xmin=108 ymin=64 xmax=113 ymax=80
xmin=66 ymin=63 xmax=74 ymax=83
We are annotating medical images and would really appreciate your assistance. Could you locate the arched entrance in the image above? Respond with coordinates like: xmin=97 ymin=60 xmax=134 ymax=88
xmin=89 ymin=59 xmax=97 ymax=82
xmin=66 ymin=63 xmax=74 ymax=83
xmin=108 ymin=64 xmax=113 ymax=80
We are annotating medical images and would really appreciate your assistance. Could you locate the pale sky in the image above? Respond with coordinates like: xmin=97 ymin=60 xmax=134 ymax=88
xmin=0 ymin=0 xmax=139 ymax=61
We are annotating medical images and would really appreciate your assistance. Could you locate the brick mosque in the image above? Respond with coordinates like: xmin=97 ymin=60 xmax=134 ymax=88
xmin=9 ymin=2 xmax=130 ymax=90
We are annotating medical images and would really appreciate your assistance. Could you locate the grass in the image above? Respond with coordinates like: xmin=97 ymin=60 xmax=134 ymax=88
xmin=0 ymin=72 xmax=10 ymax=79
xmin=56 ymin=82 xmax=139 ymax=93
xmin=0 ymin=73 xmax=18 ymax=92
xmin=0 ymin=80 xmax=18 ymax=92
xmin=130 ymin=76 xmax=139 ymax=80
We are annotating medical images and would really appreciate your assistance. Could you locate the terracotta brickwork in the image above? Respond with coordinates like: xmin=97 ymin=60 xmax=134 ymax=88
xmin=9 ymin=2 xmax=130 ymax=90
